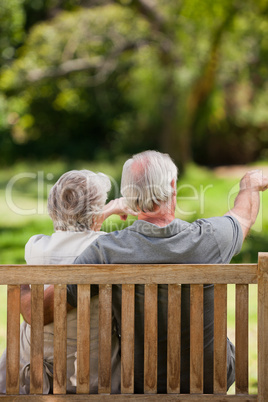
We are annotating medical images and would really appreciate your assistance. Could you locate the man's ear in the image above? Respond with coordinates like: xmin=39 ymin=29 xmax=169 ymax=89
xmin=171 ymin=179 xmax=176 ymax=194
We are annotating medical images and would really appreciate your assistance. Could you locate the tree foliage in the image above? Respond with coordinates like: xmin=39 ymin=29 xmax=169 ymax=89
xmin=0 ymin=0 xmax=268 ymax=167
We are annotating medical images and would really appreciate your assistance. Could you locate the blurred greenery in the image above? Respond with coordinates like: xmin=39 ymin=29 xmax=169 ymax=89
xmin=0 ymin=0 xmax=268 ymax=169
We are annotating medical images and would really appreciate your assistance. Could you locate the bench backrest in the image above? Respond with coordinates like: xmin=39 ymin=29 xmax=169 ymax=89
xmin=0 ymin=252 xmax=268 ymax=400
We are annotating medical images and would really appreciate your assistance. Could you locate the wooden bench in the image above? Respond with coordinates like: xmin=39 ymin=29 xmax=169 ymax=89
xmin=0 ymin=252 xmax=268 ymax=401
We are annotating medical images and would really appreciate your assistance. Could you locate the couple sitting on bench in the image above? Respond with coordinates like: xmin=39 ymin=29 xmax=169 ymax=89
xmin=0 ymin=150 xmax=267 ymax=394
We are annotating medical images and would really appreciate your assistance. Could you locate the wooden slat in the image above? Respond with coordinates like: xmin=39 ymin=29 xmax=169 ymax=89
xmin=98 ymin=284 xmax=112 ymax=394
xmin=258 ymin=253 xmax=268 ymax=402
xmin=54 ymin=285 xmax=67 ymax=394
xmin=77 ymin=285 xmax=91 ymax=394
xmin=144 ymin=284 xmax=158 ymax=394
xmin=0 ymin=393 xmax=258 ymax=401
xmin=121 ymin=284 xmax=135 ymax=394
xmin=190 ymin=285 xmax=203 ymax=394
xmin=0 ymin=264 xmax=258 ymax=285
xmin=235 ymin=284 xmax=248 ymax=394
xmin=6 ymin=285 xmax=20 ymax=394
xmin=30 ymin=284 xmax=44 ymax=394
xmin=167 ymin=284 xmax=181 ymax=393
xmin=214 ymin=284 xmax=227 ymax=393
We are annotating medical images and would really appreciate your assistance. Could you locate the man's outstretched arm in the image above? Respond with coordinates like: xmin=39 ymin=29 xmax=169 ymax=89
xmin=20 ymin=284 xmax=74 ymax=325
xmin=225 ymin=170 xmax=268 ymax=241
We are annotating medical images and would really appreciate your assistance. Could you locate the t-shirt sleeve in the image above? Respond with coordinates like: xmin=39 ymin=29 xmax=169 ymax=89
xmin=205 ymin=216 xmax=243 ymax=263
xmin=67 ymin=239 xmax=104 ymax=307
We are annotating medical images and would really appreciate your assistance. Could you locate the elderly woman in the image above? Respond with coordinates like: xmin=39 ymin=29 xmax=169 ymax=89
xmin=0 ymin=169 xmax=134 ymax=394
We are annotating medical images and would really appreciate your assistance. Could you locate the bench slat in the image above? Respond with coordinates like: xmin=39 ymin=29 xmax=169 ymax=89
xmin=30 ymin=285 xmax=44 ymax=394
xmin=167 ymin=284 xmax=181 ymax=393
xmin=258 ymin=252 xmax=268 ymax=401
xmin=77 ymin=285 xmax=91 ymax=394
xmin=235 ymin=284 xmax=248 ymax=394
xmin=190 ymin=285 xmax=203 ymax=394
xmin=98 ymin=284 xmax=112 ymax=394
xmin=121 ymin=284 xmax=135 ymax=394
xmin=0 ymin=393 xmax=259 ymax=400
xmin=144 ymin=284 xmax=158 ymax=394
xmin=53 ymin=285 xmax=67 ymax=394
xmin=6 ymin=285 xmax=20 ymax=394
xmin=214 ymin=284 xmax=227 ymax=393
xmin=0 ymin=264 xmax=258 ymax=285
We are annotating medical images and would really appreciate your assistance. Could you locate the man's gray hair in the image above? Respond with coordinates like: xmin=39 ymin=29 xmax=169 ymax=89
xmin=121 ymin=150 xmax=178 ymax=212
xmin=48 ymin=170 xmax=111 ymax=231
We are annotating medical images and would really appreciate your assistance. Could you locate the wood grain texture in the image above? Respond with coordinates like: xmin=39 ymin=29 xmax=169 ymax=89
xmin=121 ymin=284 xmax=135 ymax=394
xmin=214 ymin=284 xmax=227 ymax=394
xmin=167 ymin=284 xmax=181 ymax=394
xmin=144 ymin=284 xmax=158 ymax=394
xmin=53 ymin=285 xmax=67 ymax=394
xmin=6 ymin=285 xmax=20 ymax=394
xmin=0 ymin=393 xmax=258 ymax=401
xmin=77 ymin=285 xmax=91 ymax=394
xmin=98 ymin=284 xmax=112 ymax=394
xmin=0 ymin=258 xmax=266 ymax=401
xmin=0 ymin=264 xmax=258 ymax=285
xmin=235 ymin=284 xmax=248 ymax=394
xmin=30 ymin=285 xmax=44 ymax=394
xmin=258 ymin=252 xmax=268 ymax=402
xmin=190 ymin=285 xmax=203 ymax=394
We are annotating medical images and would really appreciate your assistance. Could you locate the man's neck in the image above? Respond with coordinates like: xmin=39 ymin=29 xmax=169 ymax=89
xmin=138 ymin=210 xmax=175 ymax=227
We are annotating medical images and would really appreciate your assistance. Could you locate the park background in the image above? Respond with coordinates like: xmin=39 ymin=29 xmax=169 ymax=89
xmin=1 ymin=0 xmax=268 ymax=394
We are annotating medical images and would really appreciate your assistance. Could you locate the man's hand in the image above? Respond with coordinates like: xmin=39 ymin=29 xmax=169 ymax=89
xmin=226 ymin=170 xmax=268 ymax=240
xmin=240 ymin=170 xmax=268 ymax=192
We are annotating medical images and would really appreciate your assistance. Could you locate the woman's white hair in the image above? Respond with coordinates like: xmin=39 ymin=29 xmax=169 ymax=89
xmin=48 ymin=170 xmax=111 ymax=231
xmin=121 ymin=150 xmax=178 ymax=212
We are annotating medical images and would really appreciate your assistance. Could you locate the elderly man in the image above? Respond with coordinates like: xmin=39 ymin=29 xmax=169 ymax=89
xmin=21 ymin=150 xmax=268 ymax=393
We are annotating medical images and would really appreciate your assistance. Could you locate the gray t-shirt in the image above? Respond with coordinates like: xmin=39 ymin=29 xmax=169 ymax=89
xmin=68 ymin=216 xmax=243 ymax=393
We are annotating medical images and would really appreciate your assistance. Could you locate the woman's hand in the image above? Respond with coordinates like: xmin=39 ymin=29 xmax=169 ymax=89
xmin=103 ymin=198 xmax=137 ymax=221
xmin=93 ymin=198 xmax=137 ymax=230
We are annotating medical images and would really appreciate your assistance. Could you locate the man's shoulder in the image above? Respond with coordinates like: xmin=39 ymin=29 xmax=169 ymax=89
xmin=95 ymin=225 xmax=133 ymax=243
xmin=196 ymin=215 xmax=242 ymax=232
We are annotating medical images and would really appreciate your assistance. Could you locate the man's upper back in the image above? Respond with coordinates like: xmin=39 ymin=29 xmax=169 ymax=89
xmin=74 ymin=216 xmax=243 ymax=265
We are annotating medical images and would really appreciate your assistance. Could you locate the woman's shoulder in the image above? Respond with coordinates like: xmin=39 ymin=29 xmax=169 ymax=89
xmin=25 ymin=233 xmax=49 ymax=247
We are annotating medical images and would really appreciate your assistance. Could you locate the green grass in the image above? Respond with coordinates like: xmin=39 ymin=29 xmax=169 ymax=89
xmin=0 ymin=159 xmax=266 ymax=393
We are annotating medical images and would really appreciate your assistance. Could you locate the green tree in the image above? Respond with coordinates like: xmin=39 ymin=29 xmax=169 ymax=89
xmin=1 ymin=0 xmax=268 ymax=167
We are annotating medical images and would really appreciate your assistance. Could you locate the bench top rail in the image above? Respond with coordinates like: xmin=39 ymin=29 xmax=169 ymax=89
xmin=0 ymin=264 xmax=258 ymax=285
